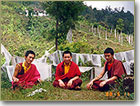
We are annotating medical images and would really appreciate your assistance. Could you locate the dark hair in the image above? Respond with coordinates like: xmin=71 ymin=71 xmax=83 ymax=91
xmin=62 ymin=50 xmax=72 ymax=57
xmin=104 ymin=48 xmax=114 ymax=55
xmin=25 ymin=50 xmax=35 ymax=57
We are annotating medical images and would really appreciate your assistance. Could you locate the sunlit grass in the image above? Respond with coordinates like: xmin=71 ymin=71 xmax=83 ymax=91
xmin=1 ymin=80 xmax=132 ymax=101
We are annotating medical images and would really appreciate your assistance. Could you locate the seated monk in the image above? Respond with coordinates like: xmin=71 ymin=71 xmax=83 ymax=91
xmin=87 ymin=48 xmax=127 ymax=91
xmin=53 ymin=51 xmax=82 ymax=90
xmin=12 ymin=50 xmax=41 ymax=89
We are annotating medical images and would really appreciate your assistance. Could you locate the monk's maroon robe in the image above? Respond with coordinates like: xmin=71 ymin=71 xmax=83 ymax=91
xmin=53 ymin=61 xmax=82 ymax=89
xmin=12 ymin=63 xmax=40 ymax=89
xmin=92 ymin=59 xmax=126 ymax=91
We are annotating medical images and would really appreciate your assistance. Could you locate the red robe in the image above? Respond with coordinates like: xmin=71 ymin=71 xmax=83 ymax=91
xmin=55 ymin=61 xmax=81 ymax=80
xmin=105 ymin=59 xmax=126 ymax=79
xmin=53 ymin=61 xmax=82 ymax=89
xmin=12 ymin=63 xmax=40 ymax=89
xmin=92 ymin=59 xmax=126 ymax=91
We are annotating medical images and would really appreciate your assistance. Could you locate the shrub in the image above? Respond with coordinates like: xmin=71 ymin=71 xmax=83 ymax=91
xmin=58 ymin=41 xmax=93 ymax=54
xmin=109 ymin=75 xmax=134 ymax=100
xmin=1 ymin=72 xmax=12 ymax=88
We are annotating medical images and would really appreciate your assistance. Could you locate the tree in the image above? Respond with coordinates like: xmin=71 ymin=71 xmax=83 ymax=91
xmin=81 ymin=5 xmax=134 ymax=34
xmin=42 ymin=1 xmax=85 ymax=50
xmin=116 ymin=18 xmax=124 ymax=33
xmin=129 ymin=22 xmax=134 ymax=34
xmin=26 ymin=7 xmax=34 ymax=31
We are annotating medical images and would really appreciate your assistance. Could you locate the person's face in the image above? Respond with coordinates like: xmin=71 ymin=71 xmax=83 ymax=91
xmin=25 ymin=54 xmax=35 ymax=64
xmin=104 ymin=53 xmax=114 ymax=63
xmin=63 ymin=53 xmax=72 ymax=64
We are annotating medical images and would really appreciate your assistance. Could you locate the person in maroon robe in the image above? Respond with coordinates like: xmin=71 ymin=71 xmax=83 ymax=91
xmin=53 ymin=51 xmax=82 ymax=90
xmin=12 ymin=50 xmax=41 ymax=89
xmin=87 ymin=48 xmax=126 ymax=91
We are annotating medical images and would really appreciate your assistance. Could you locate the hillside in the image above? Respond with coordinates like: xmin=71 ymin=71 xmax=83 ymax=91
xmin=1 ymin=2 xmax=134 ymax=59
xmin=58 ymin=19 xmax=134 ymax=54
xmin=1 ymin=3 xmax=55 ymax=58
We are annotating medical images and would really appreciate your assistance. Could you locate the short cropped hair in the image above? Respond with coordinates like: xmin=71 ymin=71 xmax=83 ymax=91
xmin=104 ymin=48 xmax=114 ymax=55
xmin=25 ymin=50 xmax=35 ymax=57
xmin=62 ymin=50 xmax=72 ymax=57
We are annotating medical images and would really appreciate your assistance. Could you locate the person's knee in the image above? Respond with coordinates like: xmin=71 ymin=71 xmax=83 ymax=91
xmin=77 ymin=78 xmax=82 ymax=85
xmin=99 ymin=84 xmax=110 ymax=91
xmin=53 ymin=80 xmax=59 ymax=87
xmin=72 ymin=78 xmax=82 ymax=87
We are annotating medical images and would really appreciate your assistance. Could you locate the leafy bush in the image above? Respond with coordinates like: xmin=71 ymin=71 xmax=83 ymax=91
xmin=51 ymin=65 xmax=56 ymax=81
xmin=1 ymin=55 xmax=6 ymax=67
xmin=109 ymin=75 xmax=134 ymax=100
xmin=1 ymin=72 xmax=12 ymax=88
xmin=81 ymin=71 xmax=91 ymax=82
xmin=58 ymin=41 xmax=93 ymax=54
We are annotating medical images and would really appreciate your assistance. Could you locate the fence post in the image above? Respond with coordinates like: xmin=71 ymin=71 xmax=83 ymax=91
xmin=114 ymin=29 xmax=116 ymax=38
xmin=105 ymin=29 xmax=107 ymax=40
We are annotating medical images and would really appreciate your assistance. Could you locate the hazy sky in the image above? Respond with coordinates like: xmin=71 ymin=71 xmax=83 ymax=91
xmin=84 ymin=1 xmax=134 ymax=15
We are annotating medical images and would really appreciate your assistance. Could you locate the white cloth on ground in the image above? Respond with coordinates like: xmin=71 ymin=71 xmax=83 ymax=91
xmin=27 ymin=88 xmax=47 ymax=97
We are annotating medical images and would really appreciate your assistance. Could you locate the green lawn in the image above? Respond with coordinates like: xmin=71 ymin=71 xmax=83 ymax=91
xmin=1 ymin=80 xmax=132 ymax=101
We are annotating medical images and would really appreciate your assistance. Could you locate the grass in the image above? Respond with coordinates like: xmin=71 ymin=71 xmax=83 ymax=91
xmin=1 ymin=79 xmax=132 ymax=101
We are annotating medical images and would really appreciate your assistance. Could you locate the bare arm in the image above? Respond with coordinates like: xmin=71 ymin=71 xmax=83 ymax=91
xmin=12 ymin=64 xmax=20 ymax=82
xmin=58 ymin=79 xmax=65 ymax=88
xmin=87 ymin=64 xmax=106 ymax=89
xmin=105 ymin=76 xmax=117 ymax=82
xmin=99 ymin=76 xmax=117 ymax=87
xmin=70 ymin=76 xmax=79 ymax=81
xmin=67 ymin=76 xmax=79 ymax=87
xmin=92 ymin=64 xmax=106 ymax=82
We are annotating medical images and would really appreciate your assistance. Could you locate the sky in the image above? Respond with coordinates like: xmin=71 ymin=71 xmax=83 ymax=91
xmin=84 ymin=1 xmax=134 ymax=15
